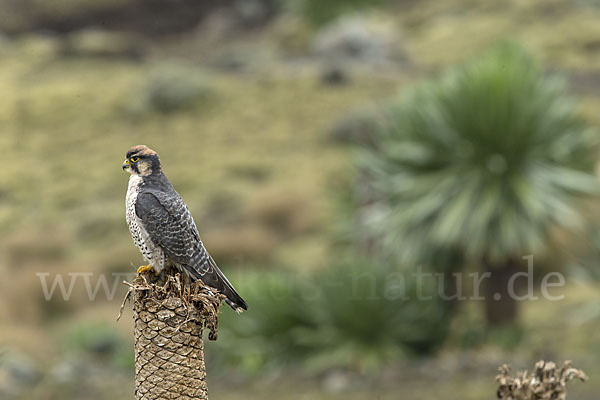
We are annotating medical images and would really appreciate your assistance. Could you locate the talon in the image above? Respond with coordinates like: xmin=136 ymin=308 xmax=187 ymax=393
xmin=137 ymin=264 xmax=155 ymax=275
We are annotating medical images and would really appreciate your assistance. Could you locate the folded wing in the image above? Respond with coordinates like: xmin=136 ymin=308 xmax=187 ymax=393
xmin=135 ymin=190 xmax=248 ymax=311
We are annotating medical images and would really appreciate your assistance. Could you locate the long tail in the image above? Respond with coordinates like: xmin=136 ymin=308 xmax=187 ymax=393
xmin=214 ymin=263 xmax=248 ymax=312
xmin=191 ymin=256 xmax=248 ymax=312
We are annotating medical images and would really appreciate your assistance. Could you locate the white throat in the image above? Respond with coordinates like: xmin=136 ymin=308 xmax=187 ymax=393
xmin=128 ymin=174 xmax=144 ymax=188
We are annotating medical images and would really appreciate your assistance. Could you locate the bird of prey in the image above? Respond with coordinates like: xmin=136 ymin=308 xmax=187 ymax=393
xmin=122 ymin=145 xmax=247 ymax=312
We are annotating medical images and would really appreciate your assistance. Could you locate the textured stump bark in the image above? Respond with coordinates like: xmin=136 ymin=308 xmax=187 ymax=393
xmin=129 ymin=270 xmax=223 ymax=400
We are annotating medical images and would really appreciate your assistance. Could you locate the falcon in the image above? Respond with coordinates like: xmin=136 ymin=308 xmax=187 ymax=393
xmin=122 ymin=145 xmax=247 ymax=312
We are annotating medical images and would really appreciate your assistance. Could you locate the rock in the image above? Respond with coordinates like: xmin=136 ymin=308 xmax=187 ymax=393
xmin=321 ymin=370 xmax=352 ymax=393
xmin=1 ymin=353 xmax=41 ymax=386
xmin=311 ymin=15 xmax=407 ymax=69
xmin=210 ymin=49 xmax=253 ymax=72
xmin=329 ymin=107 xmax=381 ymax=146
xmin=196 ymin=0 xmax=273 ymax=44
xmin=233 ymin=0 xmax=271 ymax=27
xmin=50 ymin=359 xmax=86 ymax=384
xmin=197 ymin=9 xmax=242 ymax=43
xmin=567 ymin=70 xmax=600 ymax=96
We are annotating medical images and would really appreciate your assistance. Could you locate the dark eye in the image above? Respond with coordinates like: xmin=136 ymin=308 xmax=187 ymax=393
xmin=130 ymin=156 xmax=140 ymax=162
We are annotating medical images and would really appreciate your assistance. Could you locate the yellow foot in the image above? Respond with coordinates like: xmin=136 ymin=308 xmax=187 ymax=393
xmin=137 ymin=264 xmax=155 ymax=275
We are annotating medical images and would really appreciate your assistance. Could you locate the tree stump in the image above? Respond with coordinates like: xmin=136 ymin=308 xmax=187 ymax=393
xmin=127 ymin=269 xmax=224 ymax=400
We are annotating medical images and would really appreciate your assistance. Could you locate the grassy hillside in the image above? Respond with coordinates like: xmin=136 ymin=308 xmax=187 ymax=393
xmin=2 ymin=0 xmax=600 ymax=398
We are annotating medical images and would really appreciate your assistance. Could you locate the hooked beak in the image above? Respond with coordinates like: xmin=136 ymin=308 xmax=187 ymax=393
xmin=122 ymin=159 xmax=130 ymax=170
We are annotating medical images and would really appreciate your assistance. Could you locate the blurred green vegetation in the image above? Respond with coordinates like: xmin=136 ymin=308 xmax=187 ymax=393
xmin=212 ymin=261 xmax=450 ymax=374
xmin=360 ymin=42 xmax=599 ymax=263
xmin=1 ymin=0 xmax=600 ymax=399
xmin=61 ymin=321 xmax=134 ymax=369
xmin=123 ymin=62 xmax=215 ymax=115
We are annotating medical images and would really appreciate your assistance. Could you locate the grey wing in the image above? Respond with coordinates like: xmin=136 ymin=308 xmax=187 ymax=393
xmin=135 ymin=190 xmax=198 ymax=267
xmin=135 ymin=190 xmax=248 ymax=311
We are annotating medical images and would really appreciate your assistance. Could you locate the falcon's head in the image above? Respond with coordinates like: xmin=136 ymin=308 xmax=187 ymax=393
xmin=122 ymin=145 xmax=161 ymax=176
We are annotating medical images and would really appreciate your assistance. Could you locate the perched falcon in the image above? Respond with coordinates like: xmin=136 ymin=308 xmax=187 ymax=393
xmin=122 ymin=145 xmax=247 ymax=312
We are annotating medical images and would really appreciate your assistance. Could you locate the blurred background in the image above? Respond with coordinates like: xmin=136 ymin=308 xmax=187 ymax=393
xmin=1 ymin=0 xmax=600 ymax=399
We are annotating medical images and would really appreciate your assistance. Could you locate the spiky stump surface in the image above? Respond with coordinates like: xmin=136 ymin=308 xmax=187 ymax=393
xmin=130 ymin=270 xmax=223 ymax=400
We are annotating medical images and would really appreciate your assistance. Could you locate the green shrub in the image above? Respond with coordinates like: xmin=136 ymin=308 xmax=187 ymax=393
xmin=125 ymin=62 xmax=214 ymax=115
xmin=211 ymin=261 xmax=451 ymax=373
xmin=209 ymin=272 xmax=318 ymax=372
xmin=303 ymin=262 xmax=450 ymax=370
xmin=60 ymin=322 xmax=133 ymax=369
